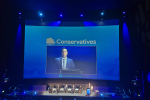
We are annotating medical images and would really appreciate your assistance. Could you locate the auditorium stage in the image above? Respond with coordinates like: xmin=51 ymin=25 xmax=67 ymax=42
xmin=16 ymin=90 xmax=129 ymax=98
xmin=25 ymin=90 xmax=96 ymax=97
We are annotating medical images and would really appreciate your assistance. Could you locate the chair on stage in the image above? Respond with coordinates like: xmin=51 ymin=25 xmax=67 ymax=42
xmin=60 ymin=85 xmax=65 ymax=93
xmin=67 ymin=85 xmax=72 ymax=93
xmin=75 ymin=86 xmax=79 ymax=93
xmin=52 ymin=86 xmax=57 ymax=93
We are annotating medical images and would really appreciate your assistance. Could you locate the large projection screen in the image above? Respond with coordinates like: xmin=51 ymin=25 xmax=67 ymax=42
xmin=24 ymin=19 xmax=119 ymax=81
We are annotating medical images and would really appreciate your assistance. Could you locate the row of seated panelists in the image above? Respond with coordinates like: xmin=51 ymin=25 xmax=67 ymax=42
xmin=48 ymin=86 xmax=83 ymax=93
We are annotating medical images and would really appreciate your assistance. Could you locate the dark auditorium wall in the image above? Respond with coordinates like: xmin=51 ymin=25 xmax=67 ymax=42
xmin=0 ymin=6 xmax=24 ymax=84
xmin=134 ymin=0 xmax=150 ymax=98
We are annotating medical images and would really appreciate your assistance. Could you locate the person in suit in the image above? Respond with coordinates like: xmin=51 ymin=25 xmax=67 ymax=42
xmin=71 ymin=85 xmax=75 ymax=93
xmin=55 ymin=47 xmax=75 ymax=69
xmin=64 ymin=84 xmax=68 ymax=93
xmin=79 ymin=86 xmax=82 ymax=94
xmin=57 ymin=84 xmax=60 ymax=94
xmin=48 ymin=85 xmax=52 ymax=93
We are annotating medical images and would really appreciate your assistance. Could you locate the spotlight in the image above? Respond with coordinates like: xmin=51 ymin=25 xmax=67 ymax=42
xmin=34 ymin=92 xmax=37 ymax=94
xmin=2 ymin=90 xmax=4 ymax=93
xmin=138 ymin=94 xmax=140 ymax=97
xmin=101 ymin=12 xmax=104 ymax=16
xmin=39 ymin=13 xmax=43 ymax=16
xmin=80 ymin=14 xmax=83 ymax=17
xmin=123 ymin=12 xmax=126 ymax=14
xmin=23 ymin=92 xmax=26 ymax=94
xmin=101 ymin=93 xmax=103 ymax=96
xmin=60 ymin=14 xmax=63 ymax=17
xmin=19 ymin=12 xmax=21 ymax=15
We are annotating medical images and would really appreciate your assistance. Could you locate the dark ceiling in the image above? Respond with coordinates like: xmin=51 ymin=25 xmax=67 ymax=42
xmin=5 ymin=0 xmax=139 ymax=11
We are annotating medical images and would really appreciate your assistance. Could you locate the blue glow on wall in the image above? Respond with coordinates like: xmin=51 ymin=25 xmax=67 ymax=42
xmin=147 ymin=72 xmax=150 ymax=82
xmin=83 ymin=21 xmax=96 ymax=26
xmin=14 ymin=24 xmax=22 ymax=50
xmin=123 ymin=23 xmax=131 ymax=44
xmin=49 ymin=21 xmax=61 ymax=26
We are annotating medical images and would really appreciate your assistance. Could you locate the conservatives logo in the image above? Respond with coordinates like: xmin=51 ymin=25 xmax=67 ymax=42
xmin=46 ymin=38 xmax=55 ymax=45
xmin=46 ymin=38 xmax=96 ymax=45
xmin=59 ymin=74 xmax=63 ymax=78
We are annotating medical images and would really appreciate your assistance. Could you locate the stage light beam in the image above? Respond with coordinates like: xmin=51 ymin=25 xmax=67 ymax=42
xmin=39 ymin=13 xmax=43 ymax=16
xmin=101 ymin=12 xmax=104 ymax=16
xmin=60 ymin=14 xmax=63 ymax=17
xmin=80 ymin=14 xmax=83 ymax=17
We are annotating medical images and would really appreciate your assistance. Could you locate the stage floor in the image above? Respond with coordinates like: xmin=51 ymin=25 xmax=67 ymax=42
xmin=42 ymin=90 xmax=95 ymax=96
xmin=1 ymin=91 xmax=132 ymax=100
xmin=24 ymin=90 xmax=126 ymax=98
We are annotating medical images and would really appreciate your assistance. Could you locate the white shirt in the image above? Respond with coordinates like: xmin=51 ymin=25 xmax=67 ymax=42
xmin=62 ymin=57 xmax=67 ymax=69
xmin=89 ymin=84 xmax=91 ymax=88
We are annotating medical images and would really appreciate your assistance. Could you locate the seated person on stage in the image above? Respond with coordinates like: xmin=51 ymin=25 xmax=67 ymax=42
xmin=55 ymin=47 xmax=75 ymax=69
xmin=57 ymin=84 xmax=60 ymax=94
xmin=79 ymin=86 xmax=82 ymax=94
xmin=71 ymin=85 xmax=75 ymax=93
xmin=48 ymin=85 xmax=52 ymax=93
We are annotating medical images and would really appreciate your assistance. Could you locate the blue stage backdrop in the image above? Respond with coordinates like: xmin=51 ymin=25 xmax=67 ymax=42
xmin=24 ymin=19 xmax=119 ymax=81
